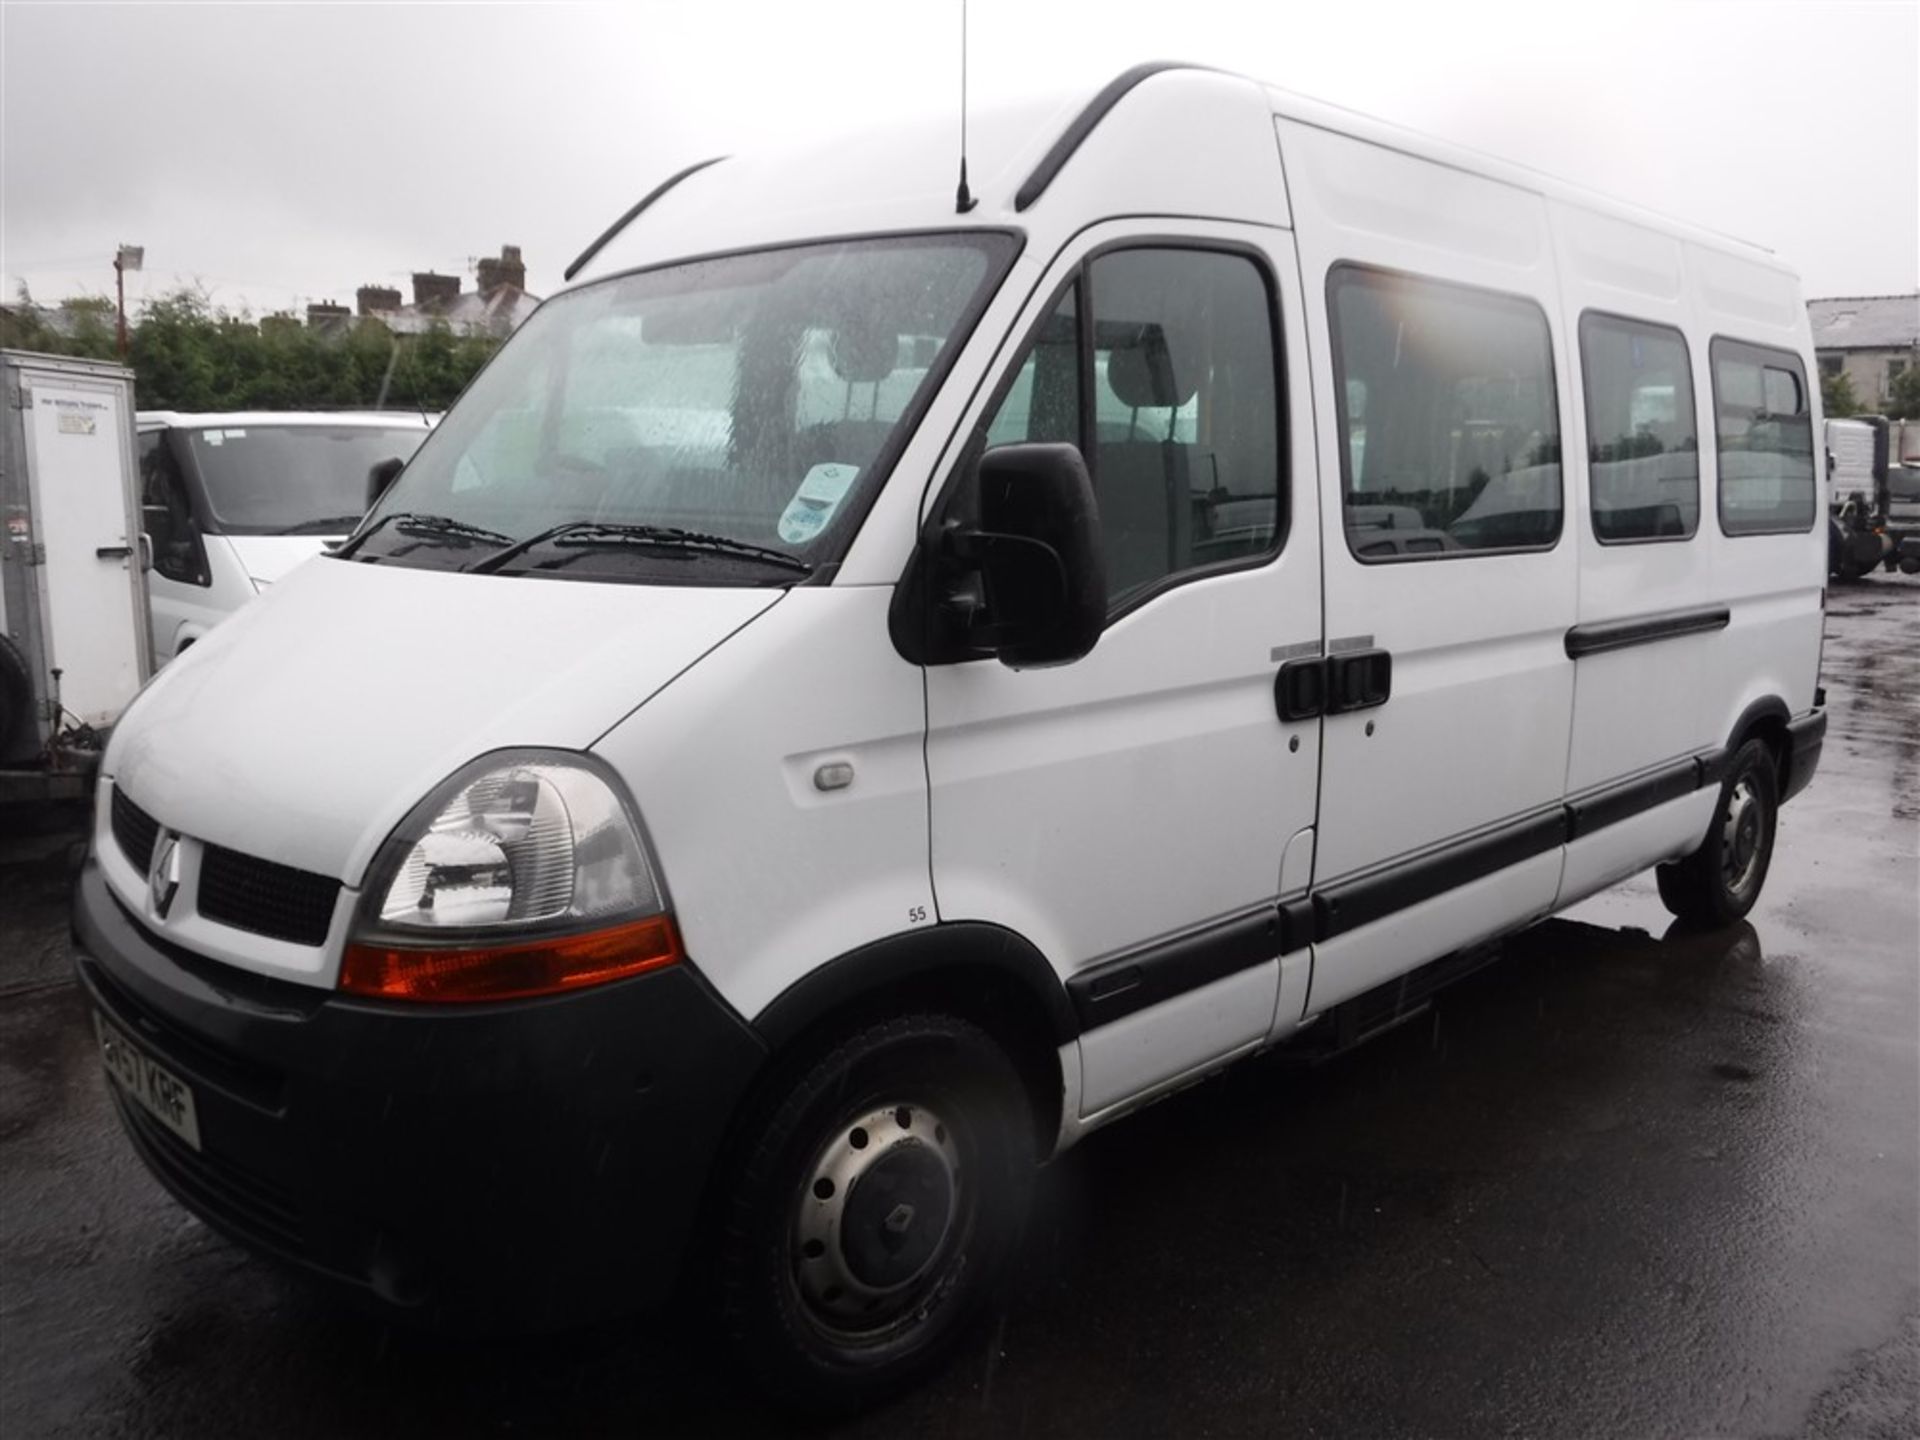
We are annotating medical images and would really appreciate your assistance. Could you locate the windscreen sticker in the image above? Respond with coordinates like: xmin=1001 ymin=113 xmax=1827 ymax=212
xmin=203 ymin=430 xmax=224 ymax=446
xmin=777 ymin=463 xmax=859 ymax=545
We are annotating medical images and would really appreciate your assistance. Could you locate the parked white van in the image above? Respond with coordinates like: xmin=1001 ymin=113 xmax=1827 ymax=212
xmin=76 ymin=65 xmax=1828 ymax=1408
xmin=137 ymin=411 xmax=434 ymax=662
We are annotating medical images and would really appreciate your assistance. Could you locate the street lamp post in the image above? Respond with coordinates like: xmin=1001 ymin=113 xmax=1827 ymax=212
xmin=113 ymin=244 xmax=143 ymax=359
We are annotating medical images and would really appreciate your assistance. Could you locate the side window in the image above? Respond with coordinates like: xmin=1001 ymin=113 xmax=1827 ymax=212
xmin=980 ymin=248 xmax=1283 ymax=611
xmin=1086 ymin=249 xmax=1281 ymax=603
xmin=139 ymin=433 xmax=208 ymax=586
xmin=1711 ymin=339 xmax=1815 ymax=535
xmin=1330 ymin=267 xmax=1562 ymax=560
xmin=1578 ymin=313 xmax=1700 ymax=543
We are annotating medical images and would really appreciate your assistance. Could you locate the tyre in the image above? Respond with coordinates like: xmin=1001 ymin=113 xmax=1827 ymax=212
xmin=1656 ymin=737 xmax=1779 ymax=926
xmin=713 ymin=1011 xmax=1035 ymax=1413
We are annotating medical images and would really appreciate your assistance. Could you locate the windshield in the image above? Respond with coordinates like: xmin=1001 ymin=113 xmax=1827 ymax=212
xmin=185 ymin=424 xmax=431 ymax=535
xmin=343 ymin=232 xmax=1015 ymax=582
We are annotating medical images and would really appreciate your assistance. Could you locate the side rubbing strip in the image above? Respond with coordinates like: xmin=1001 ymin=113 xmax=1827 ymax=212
xmin=563 ymin=156 xmax=727 ymax=282
xmin=1314 ymin=808 xmax=1567 ymax=942
xmin=1067 ymin=906 xmax=1279 ymax=1030
xmin=1014 ymin=62 xmax=1216 ymax=212
xmin=1564 ymin=604 xmax=1730 ymax=659
xmin=1565 ymin=759 xmax=1699 ymax=839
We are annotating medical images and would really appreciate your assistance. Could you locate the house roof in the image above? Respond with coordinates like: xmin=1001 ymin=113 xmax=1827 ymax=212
xmin=1808 ymin=294 xmax=1920 ymax=351
xmin=382 ymin=285 xmax=540 ymax=337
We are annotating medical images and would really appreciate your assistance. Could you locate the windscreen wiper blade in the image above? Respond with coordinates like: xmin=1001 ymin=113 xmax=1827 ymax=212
xmin=337 ymin=511 xmax=513 ymax=559
xmin=467 ymin=521 xmax=813 ymax=577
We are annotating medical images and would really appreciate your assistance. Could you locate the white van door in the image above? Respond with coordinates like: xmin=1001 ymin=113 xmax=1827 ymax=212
xmin=1303 ymin=264 xmax=1577 ymax=1010
xmin=23 ymin=374 xmax=149 ymax=723
xmin=922 ymin=224 xmax=1322 ymax=1118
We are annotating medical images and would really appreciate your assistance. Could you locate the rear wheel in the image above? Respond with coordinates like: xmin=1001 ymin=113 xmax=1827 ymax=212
xmin=713 ymin=1012 xmax=1034 ymax=1413
xmin=1657 ymin=737 xmax=1779 ymax=926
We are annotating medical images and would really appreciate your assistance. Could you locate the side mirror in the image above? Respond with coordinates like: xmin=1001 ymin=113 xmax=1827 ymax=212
xmin=948 ymin=442 xmax=1106 ymax=668
xmin=367 ymin=456 xmax=405 ymax=509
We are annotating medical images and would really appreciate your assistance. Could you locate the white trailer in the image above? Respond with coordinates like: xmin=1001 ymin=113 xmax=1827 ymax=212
xmin=1 ymin=350 xmax=151 ymax=797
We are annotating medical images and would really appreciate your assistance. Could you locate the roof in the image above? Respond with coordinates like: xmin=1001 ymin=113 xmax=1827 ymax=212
xmin=137 ymin=411 xmax=436 ymax=430
xmin=381 ymin=285 xmax=540 ymax=337
xmin=1807 ymin=294 xmax=1920 ymax=351
xmin=570 ymin=63 xmax=1795 ymax=292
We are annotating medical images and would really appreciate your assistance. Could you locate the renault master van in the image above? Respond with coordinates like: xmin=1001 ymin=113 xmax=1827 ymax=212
xmin=137 ymin=411 xmax=435 ymax=663
xmin=74 ymin=64 xmax=1828 ymax=1408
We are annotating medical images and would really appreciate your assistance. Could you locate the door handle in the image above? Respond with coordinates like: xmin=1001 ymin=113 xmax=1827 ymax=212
xmin=95 ymin=544 xmax=133 ymax=560
xmin=1326 ymin=648 xmax=1392 ymax=713
xmin=1274 ymin=657 xmax=1327 ymax=722
xmin=1274 ymin=649 xmax=1393 ymax=721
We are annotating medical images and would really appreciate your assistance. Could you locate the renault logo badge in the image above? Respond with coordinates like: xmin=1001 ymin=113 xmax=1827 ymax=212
xmin=149 ymin=832 xmax=181 ymax=918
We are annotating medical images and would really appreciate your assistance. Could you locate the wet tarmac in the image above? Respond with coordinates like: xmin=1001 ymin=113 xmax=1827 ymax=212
xmin=2 ymin=576 xmax=1915 ymax=1438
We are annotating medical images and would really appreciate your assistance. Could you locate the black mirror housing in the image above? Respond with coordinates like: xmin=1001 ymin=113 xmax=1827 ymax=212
xmin=965 ymin=443 xmax=1107 ymax=667
xmin=366 ymin=456 xmax=406 ymax=510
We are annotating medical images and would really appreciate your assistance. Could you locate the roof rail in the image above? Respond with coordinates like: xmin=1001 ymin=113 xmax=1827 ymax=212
xmin=1014 ymin=62 xmax=1218 ymax=212
xmin=563 ymin=156 xmax=728 ymax=282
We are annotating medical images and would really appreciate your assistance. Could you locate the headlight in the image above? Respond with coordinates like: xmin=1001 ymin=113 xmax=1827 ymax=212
xmin=342 ymin=751 xmax=681 ymax=1003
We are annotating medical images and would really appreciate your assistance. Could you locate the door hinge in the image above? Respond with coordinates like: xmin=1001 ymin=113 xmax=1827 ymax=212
xmin=8 ymin=384 xmax=28 ymax=410
xmin=22 ymin=542 xmax=47 ymax=566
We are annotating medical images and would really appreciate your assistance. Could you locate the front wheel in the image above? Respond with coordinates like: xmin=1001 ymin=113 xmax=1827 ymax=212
xmin=713 ymin=1012 xmax=1035 ymax=1413
xmin=1657 ymin=737 xmax=1779 ymax=926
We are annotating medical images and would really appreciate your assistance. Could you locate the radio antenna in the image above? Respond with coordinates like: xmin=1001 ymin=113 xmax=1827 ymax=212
xmin=954 ymin=0 xmax=977 ymax=214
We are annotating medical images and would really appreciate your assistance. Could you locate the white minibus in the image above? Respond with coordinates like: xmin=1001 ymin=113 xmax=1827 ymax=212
xmin=75 ymin=65 xmax=1827 ymax=1409
xmin=137 ymin=411 xmax=434 ymax=663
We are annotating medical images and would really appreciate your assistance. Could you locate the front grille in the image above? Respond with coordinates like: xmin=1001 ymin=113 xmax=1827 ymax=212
xmin=112 ymin=1088 xmax=305 ymax=1253
xmin=111 ymin=787 xmax=159 ymax=874
xmin=197 ymin=846 xmax=340 ymax=948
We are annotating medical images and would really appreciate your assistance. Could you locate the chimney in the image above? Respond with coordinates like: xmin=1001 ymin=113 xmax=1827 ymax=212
xmin=357 ymin=285 xmax=401 ymax=316
xmin=412 ymin=271 xmax=461 ymax=309
xmin=476 ymin=244 xmax=527 ymax=297
xmin=307 ymin=301 xmax=350 ymax=329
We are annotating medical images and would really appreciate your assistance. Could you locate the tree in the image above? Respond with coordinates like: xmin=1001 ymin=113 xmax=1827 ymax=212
xmin=7 ymin=283 xmax=503 ymax=411
xmin=1821 ymin=368 xmax=1860 ymax=418
xmin=1888 ymin=364 xmax=1920 ymax=421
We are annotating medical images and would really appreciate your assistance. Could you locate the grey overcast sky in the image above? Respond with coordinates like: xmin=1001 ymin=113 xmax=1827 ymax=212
xmin=2 ymin=0 xmax=1915 ymax=316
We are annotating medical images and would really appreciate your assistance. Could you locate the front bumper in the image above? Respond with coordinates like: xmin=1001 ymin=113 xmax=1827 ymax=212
xmin=72 ymin=861 xmax=765 ymax=1328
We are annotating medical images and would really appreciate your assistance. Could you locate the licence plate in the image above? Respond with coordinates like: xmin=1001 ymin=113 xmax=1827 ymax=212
xmin=95 ymin=1011 xmax=202 ymax=1151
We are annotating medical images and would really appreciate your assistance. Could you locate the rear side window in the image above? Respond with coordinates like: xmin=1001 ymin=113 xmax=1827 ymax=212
xmin=983 ymin=246 xmax=1283 ymax=612
xmin=1330 ymin=266 xmax=1562 ymax=561
xmin=1711 ymin=338 xmax=1815 ymax=535
xmin=1579 ymin=313 xmax=1699 ymax=542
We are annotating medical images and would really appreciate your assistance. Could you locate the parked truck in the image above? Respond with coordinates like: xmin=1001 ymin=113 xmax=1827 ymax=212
xmin=1827 ymin=414 xmax=1920 ymax=578
xmin=1 ymin=350 xmax=152 ymax=802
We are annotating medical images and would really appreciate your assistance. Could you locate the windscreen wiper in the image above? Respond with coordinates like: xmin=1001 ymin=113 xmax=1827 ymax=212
xmin=336 ymin=511 xmax=513 ymax=559
xmin=467 ymin=521 xmax=813 ymax=577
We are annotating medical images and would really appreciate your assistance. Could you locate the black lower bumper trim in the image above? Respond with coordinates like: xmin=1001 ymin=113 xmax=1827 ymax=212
xmin=72 ymin=863 xmax=766 ymax=1328
xmin=1783 ymin=708 xmax=1827 ymax=804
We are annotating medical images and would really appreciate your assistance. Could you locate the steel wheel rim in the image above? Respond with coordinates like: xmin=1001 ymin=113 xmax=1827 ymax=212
xmin=1721 ymin=776 xmax=1765 ymax=896
xmin=790 ymin=1100 xmax=966 ymax=1336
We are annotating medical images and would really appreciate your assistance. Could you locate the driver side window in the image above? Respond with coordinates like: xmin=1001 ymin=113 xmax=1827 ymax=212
xmin=139 ymin=433 xmax=209 ymax=586
xmin=980 ymin=246 xmax=1284 ymax=612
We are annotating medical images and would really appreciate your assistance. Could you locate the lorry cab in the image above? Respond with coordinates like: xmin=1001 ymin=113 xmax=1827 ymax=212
xmin=136 ymin=411 xmax=434 ymax=663
xmin=76 ymin=65 xmax=1827 ymax=1409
